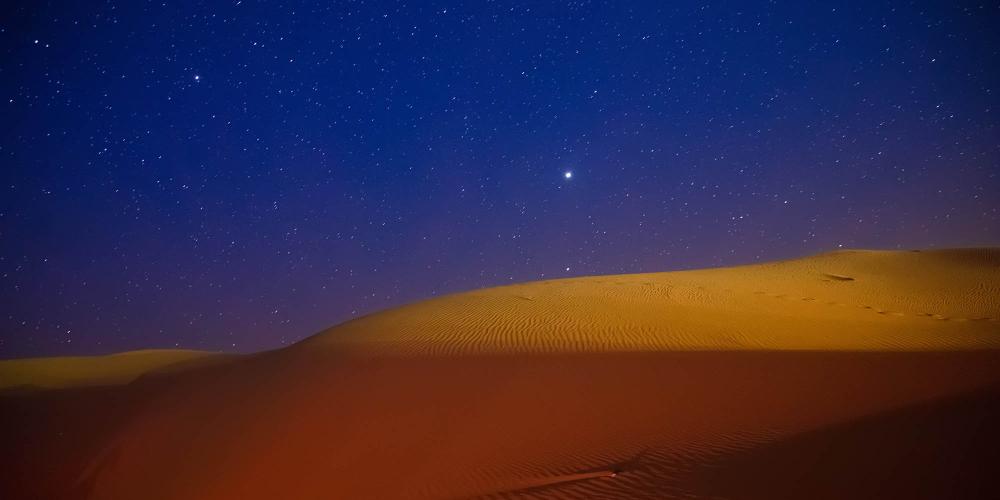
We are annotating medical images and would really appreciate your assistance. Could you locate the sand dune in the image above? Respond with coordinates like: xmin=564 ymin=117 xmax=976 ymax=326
xmin=305 ymin=248 xmax=1000 ymax=353
xmin=0 ymin=349 xmax=221 ymax=392
xmin=1 ymin=248 xmax=999 ymax=499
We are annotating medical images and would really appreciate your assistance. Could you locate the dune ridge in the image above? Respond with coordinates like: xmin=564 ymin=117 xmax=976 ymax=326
xmin=303 ymin=248 xmax=1000 ymax=355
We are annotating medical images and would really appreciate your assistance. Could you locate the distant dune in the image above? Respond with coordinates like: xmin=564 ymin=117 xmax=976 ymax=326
xmin=2 ymin=248 xmax=999 ymax=499
xmin=0 ymin=349 xmax=221 ymax=392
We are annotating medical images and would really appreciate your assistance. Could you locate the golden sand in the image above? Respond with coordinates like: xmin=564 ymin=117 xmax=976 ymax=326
xmin=306 ymin=248 xmax=1000 ymax=353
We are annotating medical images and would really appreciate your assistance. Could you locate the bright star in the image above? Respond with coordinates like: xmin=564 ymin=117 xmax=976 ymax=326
xmin=564 ymin=171 xmax=572 ymax=179
xmin=193 ymin=74 xmax=201 ymax=82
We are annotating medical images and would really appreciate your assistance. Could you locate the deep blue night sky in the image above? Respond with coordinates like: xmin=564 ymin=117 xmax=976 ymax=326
xmin=1 ymin=1 xmax=998 ymax=357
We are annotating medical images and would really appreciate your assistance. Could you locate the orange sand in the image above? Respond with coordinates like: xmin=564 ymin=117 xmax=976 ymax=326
xmin=1 ymin=248 xmax=998 ymax=499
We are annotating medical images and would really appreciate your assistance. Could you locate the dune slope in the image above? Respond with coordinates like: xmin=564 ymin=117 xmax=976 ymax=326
xmin=1 ymin=248 xmax=999 ymax=499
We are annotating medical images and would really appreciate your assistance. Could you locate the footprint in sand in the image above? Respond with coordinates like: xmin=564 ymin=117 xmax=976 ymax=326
xmin=822 ymin=273 xmax=855 ymax=281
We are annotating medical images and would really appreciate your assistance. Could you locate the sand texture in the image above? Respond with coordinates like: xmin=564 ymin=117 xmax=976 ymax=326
xmin=1 ymin=248 xmax=999 ymax=499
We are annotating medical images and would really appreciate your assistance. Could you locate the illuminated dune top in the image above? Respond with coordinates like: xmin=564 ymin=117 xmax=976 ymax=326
xmin=2 ymin=248 xmax=997 ymax=392
xmin=305 ymin=248 xmax=1000 ymax=354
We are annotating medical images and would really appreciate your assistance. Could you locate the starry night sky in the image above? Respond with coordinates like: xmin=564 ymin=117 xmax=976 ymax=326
xmin=1 ymin=1 xmax=998 ymax=357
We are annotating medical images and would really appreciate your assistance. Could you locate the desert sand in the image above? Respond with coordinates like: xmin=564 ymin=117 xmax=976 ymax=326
xmin=2 ymin=248 xmax=999 ymax=499
xmin=0 ymin=350 xmax=219 ymax=392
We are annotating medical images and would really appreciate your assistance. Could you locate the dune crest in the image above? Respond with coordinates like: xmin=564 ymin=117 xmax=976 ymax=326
xmin=303 ymin=248 xmax=1000 ymax=354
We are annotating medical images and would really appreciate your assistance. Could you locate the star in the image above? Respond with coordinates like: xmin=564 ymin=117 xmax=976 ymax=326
xmin=564 ymin=171 xmax=573 ymax=179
